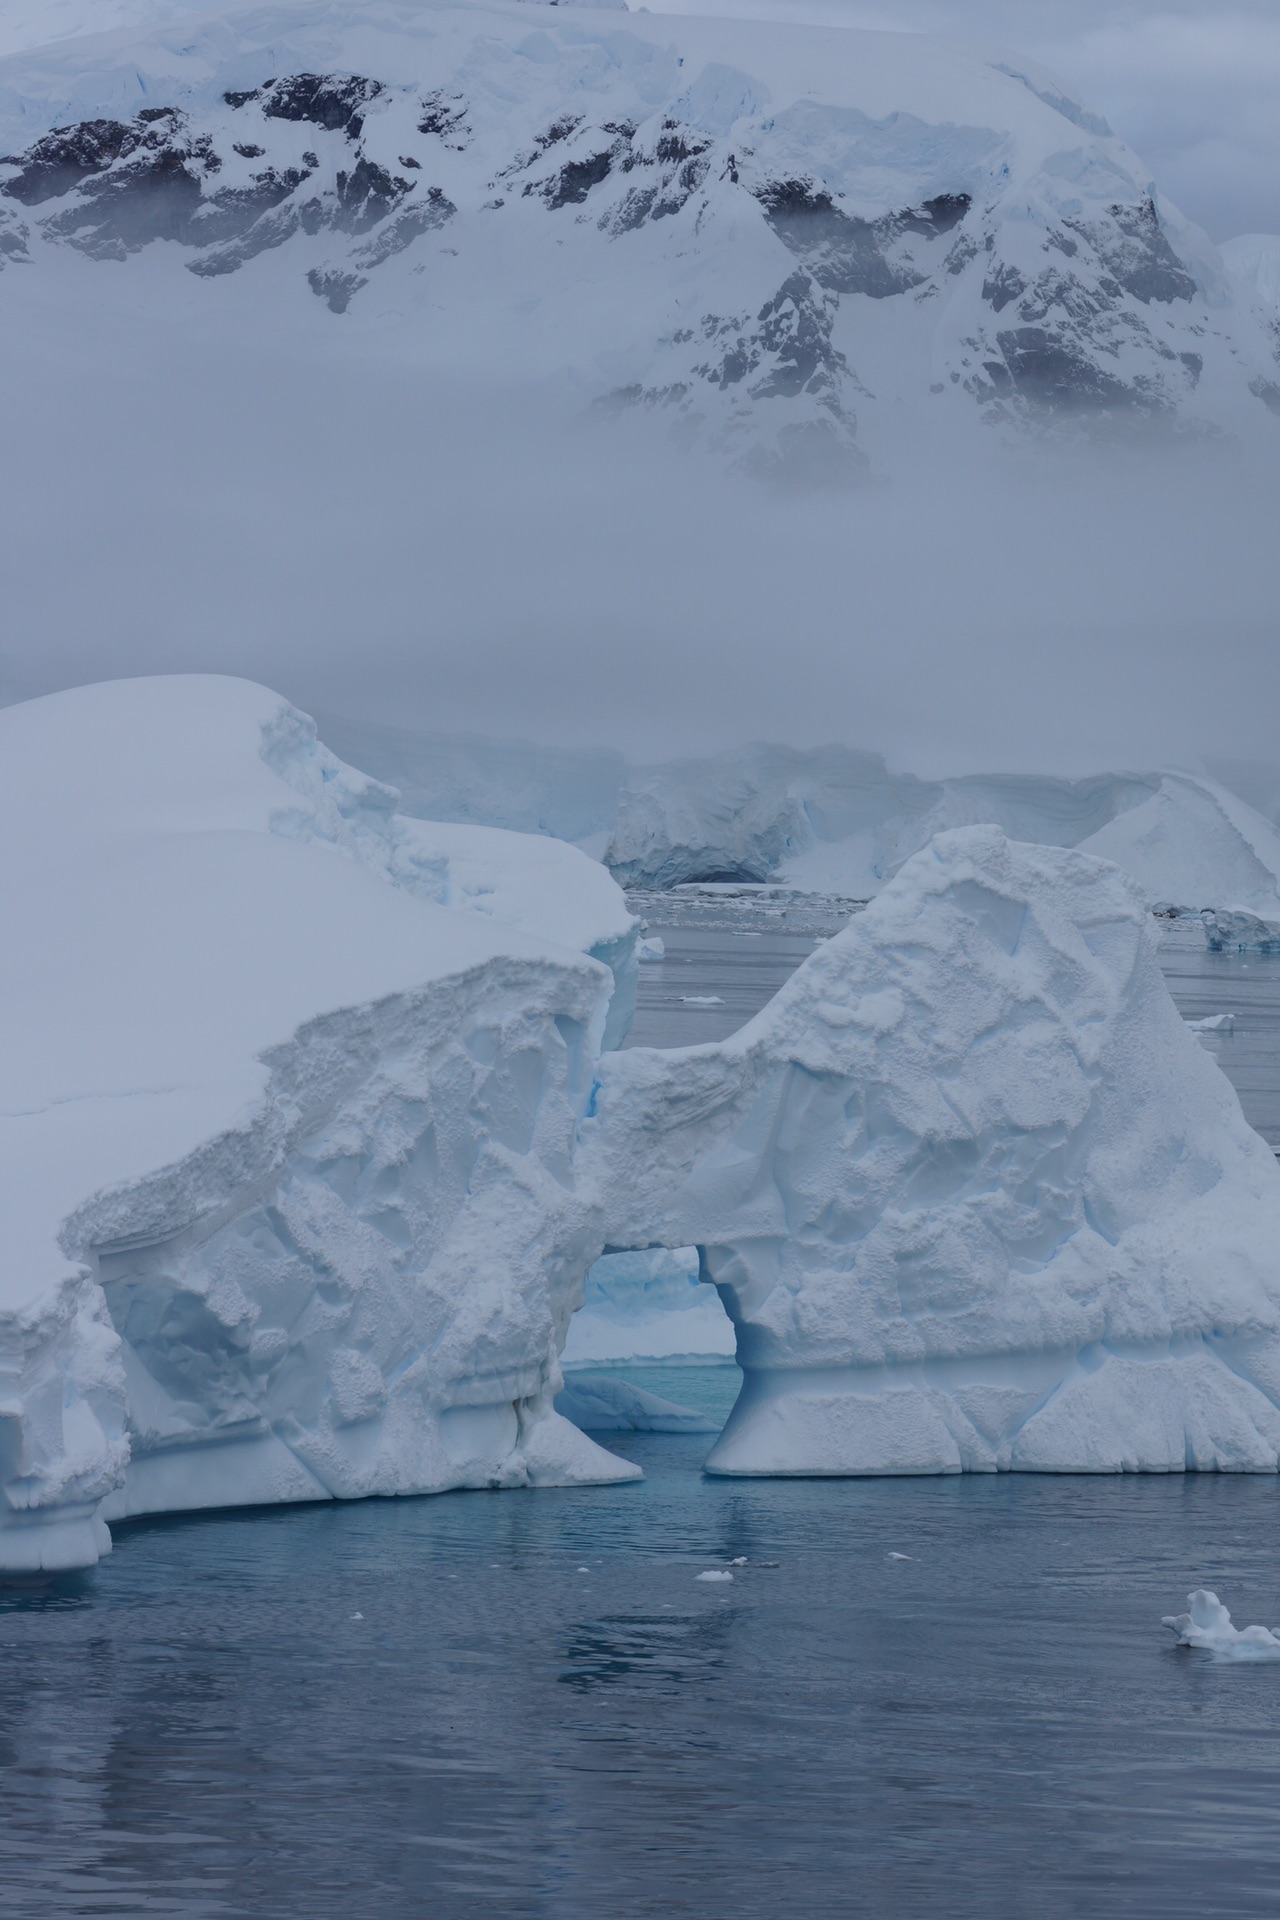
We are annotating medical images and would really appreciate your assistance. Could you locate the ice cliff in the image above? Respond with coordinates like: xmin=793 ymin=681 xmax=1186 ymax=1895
xmin=0 ymin=676 xmax=639 ymax=1572
xmin=328 ymin=719 xmax=1280 ymax=920
xmin=9 ymin=681 xmax=1280 ymax=1576
xmin=1 ymin=0 xmax=1278 ymax=473
xmin=581 ymin=827 xmax=1280 ymax=1476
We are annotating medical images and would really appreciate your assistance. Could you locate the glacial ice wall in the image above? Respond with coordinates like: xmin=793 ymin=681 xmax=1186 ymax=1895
xmin=582 ymin=826 xmax=1280 ymax=1475
xmin=0 ymin=676 xmax=638 ymax=1572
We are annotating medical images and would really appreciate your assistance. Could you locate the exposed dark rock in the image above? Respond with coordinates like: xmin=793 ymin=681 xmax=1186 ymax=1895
xmin=307 ymin=266 xmax=366 ymax=312
xmin=186 ymin=206 xmax=300 ymax=276
xmin=1064 ymin=196 xmax=1196 ymax=305
xmin=992 ymin=325 xmax=1163 ymax=411
xmin=750 ymin=271 xmax=848 ymax=403
xmin=417 ymin=92 xmax=470 ymax=147
xmin=353 ymin=187 xmax=455 ymax=267
xmin=755 ymin=181 xmax=925 ymax=297
xmin=982 ymin=263 xmax=1025 ymax=312
xmin=262 ymin=75 xmax=383 ymax=140
xmin=1180 ymin=351 xmax=1203 ymax=384
xmin=46 ymin=147 xmax=203 ymax=256
xmin=1 ymin=120 xmax=139 ymax=206
xmin=333 ymin=159 xmax=413 ymax=233
xmin=223 ymin=89 xmax=263 ymax=110
xmin=399 ymin=155 xmax=420 ymax=169
xmin=538 ymin=149 xmax=614 ymax=208
xmin=187 ymin=168 xmax=311 ymax=247
xmin=1249 ymin=376 xmax=1280 ymax=417
xmin=233 ymin=143 xmax=265 ymax=159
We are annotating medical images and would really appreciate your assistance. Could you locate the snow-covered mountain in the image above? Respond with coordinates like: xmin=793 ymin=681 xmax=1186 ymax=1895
xmin=2 ymin=0 xmax=1278 ymax=474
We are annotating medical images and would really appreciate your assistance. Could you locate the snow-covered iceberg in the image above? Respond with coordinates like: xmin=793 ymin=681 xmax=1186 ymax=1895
xmin=0 ymin=675 xmax=639 ymax=1573
xmin=582 ymin=826 xmax=1280 ymax=1476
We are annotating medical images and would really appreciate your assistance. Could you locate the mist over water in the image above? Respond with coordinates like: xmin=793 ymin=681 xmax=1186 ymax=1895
xmin=2 ymin=264 xmax=1277 ymax=779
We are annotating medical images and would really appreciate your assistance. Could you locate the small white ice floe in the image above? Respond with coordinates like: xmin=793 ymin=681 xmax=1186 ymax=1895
xmin=577 ymin=1566 xmax=591 ymax=1573
xmin=1186 ymin=1013 xmax=1235 ymax=1033
xmin=697 ymin=1570 xmax=733 ymax=1583
xmin=351 ymin=1612 xmax=364 ymax=1621
xmin=887 ymin=1552 xmax=912 ymax=1562
xmin=638 ymin=936 xmax=665 ymax=961
xmin=1163 ymin=1589 xmax=1280 ymax=1660
xmin=681 ymin=995 xmax=725 ymax=1006
xmin=729 ymin=1557 xmax=748 ymax=1567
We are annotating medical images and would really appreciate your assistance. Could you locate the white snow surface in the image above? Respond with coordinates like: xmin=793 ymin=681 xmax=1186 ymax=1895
xmin=0 ymin=0 xmax=1277 ymax=469
xmin=1163 ymin=1590 xmax=1280 ymax=1661
xmin=581 ymin=825 xmax=1280 ymax=1478
xmin=0 ymin=674 xmax=639 ymax=1572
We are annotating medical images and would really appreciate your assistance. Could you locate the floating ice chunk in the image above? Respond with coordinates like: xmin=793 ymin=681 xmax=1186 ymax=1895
xmin=696 ymin=1570 xmax=733 ymax=1583
xmin=638 ymin=936 xmax=665 ymax=961
xmin=1163 ymin=1590 xmax=1280 ymax=1660
xmin=887 ymin=1552 xmax=912 ymax=1561
xmin=1202 ymin=909 xmax=1280 ymax=954
xmin=729 ymin=1556 xmax=748 ymax=1565
xmin=681 ymin=995 xmax=725 ymax=1006
xmin=1186 ymin=1014 xmax=1235 ymax=1033
xmin=555 ymin=1376 xmax=718 ymax=1433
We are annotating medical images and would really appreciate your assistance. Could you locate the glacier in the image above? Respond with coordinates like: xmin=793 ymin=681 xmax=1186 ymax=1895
xmin=10 ymin=679 xmax=1280 ymax=1575
xmin=0 ymin=675 xmax=641 ymax=1573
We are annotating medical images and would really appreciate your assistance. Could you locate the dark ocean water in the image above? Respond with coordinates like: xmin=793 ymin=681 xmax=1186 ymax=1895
xmin=4 ymin=1451 xmax=1280 ymax=1919
xmin=7 ymin=896 xmax=1280 ymax=1919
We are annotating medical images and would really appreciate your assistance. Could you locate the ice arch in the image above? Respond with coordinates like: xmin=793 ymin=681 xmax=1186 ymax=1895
xmin=581 ymin=827 xmax=1280 ymax=1476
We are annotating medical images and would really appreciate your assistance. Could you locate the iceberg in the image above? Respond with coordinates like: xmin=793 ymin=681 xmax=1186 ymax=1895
xmin=9 ymin=681 xmax=1280 ymax=1576
xmin=0 ymin=675 xmax=640 ymax=1573
xmin=582 ymin=826 xmax=1280 ymax=1476
xmin=1164 ymin=1590 xmax=1280 ymax=1661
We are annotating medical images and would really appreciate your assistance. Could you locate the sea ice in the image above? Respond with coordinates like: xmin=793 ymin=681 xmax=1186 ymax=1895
xmin=1163 ymin=1590 xmax=1280 ymax=1660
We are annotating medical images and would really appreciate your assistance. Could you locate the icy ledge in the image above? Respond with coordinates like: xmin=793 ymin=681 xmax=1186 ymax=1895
xmin=582 ymin=827 xmax=1280 ymax=1477
xmin=0 ymin=677 xmax=639 ymax=1573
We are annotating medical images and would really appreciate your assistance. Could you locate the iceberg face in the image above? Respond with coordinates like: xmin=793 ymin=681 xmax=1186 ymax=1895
xmin=582 ymin=826 xmax=1280 ymax=1476
xmin=0 ymin=675 xmax=639 ymax=1572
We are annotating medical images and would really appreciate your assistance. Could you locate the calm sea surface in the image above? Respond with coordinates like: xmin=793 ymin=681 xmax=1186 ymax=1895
xmin=5 ymin=894 xmax=1280 ymax=1919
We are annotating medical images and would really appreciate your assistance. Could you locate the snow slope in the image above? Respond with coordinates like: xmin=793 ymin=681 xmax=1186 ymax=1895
xmin=583 ymin=826 xmax=1280 ymax=1476
xmin=1 ymin=0 xmax=1277 ymax=473
xmin=0 ymin=675 xmax=639 ymax=1573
